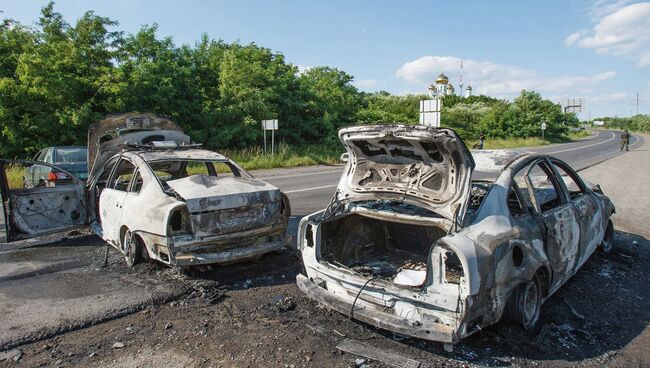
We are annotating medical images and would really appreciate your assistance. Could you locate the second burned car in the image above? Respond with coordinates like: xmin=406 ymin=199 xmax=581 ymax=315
xmin=296 ymin=125 xmax=615 ymax=347
xmin=0 ymin=113 xmax=290 ymax=267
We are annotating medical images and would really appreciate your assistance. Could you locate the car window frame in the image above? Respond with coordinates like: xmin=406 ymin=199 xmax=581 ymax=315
xmin=522 ymin=159 xmax=568 ymax=215
xmin=128 ymin=168 xmax=144 ymax=194
xmin=507 ymin=180 xmax=530 ymax=217
xmin=107 ymin=157 xmax=137 ymax=192
xmin=548 ymin=159 xmax=589 ymax=201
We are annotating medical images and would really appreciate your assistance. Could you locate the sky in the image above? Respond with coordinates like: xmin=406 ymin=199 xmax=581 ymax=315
xmin=1 ymin=0 xmax=649 ymax=118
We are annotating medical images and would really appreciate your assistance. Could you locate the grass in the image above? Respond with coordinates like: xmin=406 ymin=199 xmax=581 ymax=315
xmin=219 ymin=143 xmax=343 ymax=171
xmin=481 ymin=130 xmax=590 ymax=150
xmin=6 ymin=165 xmax=28 ymax=189
xmin=4 ymin=131 xmax=592 ymax=181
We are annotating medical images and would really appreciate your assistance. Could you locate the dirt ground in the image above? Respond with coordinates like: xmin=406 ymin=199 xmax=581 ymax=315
xmin=0 ymin=229 xmax=648 ymax=368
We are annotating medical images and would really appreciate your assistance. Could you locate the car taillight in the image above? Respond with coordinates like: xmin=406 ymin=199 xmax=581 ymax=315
xmin=47 ymin=171 xmax=70 ymax=181
xmin=168 ymin=206 xmax=191 ymax=236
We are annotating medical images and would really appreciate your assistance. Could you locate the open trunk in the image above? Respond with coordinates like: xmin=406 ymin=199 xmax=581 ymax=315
xmin=319 ymin=213 xmax=454 ymax=288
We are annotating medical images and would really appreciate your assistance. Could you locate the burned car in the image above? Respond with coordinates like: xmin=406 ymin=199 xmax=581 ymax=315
xmin=0 ymin=113 xmax=290 ymax=267
xmin=296 ymin=125 xmax=615 ymax=347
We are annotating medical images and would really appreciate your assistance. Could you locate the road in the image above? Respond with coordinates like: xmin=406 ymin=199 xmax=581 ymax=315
xmin=262 ymin=129 xmax=644 ymax=215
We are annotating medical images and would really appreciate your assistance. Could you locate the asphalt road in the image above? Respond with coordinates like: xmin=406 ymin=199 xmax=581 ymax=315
xmin=263 ymin=129 xmax=644 ymax=215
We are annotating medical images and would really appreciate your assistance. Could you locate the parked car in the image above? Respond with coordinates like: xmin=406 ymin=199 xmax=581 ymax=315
xmin=296 ymin=125 xmax=615 ymax=348
xmin=0 ymin=113 xmax=291 ymax=267
xmin=25 ymin=146 xmax=88 ymax=187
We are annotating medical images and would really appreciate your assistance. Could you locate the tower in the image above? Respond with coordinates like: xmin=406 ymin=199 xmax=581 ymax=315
xmin=465 ymin=85 xmax=472 ymax=98
xmin=459 ymin=61 xmax=464 ymax=97
xmin=428 ymin=84 xmax=436 ymax=98
xmin=435 ymin=73 xmax=449 ymax=96
xmin=446 ymin=82 xmax=455 ymax=96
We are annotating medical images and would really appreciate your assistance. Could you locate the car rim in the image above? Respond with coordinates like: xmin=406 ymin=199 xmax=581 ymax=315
xmin=603 ymin=222 xmax=614 ymax=252
xmin=522 ymin=281 xmax=539 ymax=328
xmin=124 ymin=231 xmax=134 ymax=265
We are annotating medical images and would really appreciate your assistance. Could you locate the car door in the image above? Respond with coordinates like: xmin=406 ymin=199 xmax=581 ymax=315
xmin=0 ymin=159 xmax=87 ymax=243
xmin=98 ymin=158 xmax=136 ymax=245
xmin=549 ymin=159 xmax=601 ymax=269
xmin=524 ymin=160 xmax=581 ymax=290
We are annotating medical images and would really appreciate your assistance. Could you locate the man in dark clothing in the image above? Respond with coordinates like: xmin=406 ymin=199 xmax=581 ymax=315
xmin=479 ymin=131 xmax=486 ymax=150
xmin=621 ymin=129 xmax=631 ymax=151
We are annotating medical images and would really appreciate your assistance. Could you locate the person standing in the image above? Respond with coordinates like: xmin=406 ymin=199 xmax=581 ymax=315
xmin=620 ymin=129 xmax=631 ymax=151
xmin=479 ymin=131 xmax=486 ymax=150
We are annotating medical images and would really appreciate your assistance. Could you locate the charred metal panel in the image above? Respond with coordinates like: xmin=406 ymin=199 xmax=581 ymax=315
xmin=8 ymin=186 xmax=86 ymax=239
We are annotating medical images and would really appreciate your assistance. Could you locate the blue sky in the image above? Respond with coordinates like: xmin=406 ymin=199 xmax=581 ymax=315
xmin=1 ymin=0 xmax=649 ymax=118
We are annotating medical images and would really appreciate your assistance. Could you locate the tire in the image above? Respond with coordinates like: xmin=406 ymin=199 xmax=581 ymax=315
xmin=600 ymin=220 xmax=615 ymax=253
xmin=123 ymin=230 xmax=142 ymax=267
xmin=505 ymin=274 xmax=543 ymax=332
xmin=281 ymin=192 xmax=291 ymax=226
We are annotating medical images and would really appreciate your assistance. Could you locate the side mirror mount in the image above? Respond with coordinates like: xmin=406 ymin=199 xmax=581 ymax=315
xmin=340 ymin=153 xmax=349 ymax=163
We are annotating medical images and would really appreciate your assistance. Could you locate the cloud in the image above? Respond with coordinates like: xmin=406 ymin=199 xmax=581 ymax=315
xmin=395 ymin=56 xmax=616 ymax=98
xmin=588 ymin=92 xmax=628 ymax=103
xmin=354 ymin=78 xmax=378 ymax=90
xmin=296 ymin=64 xmax=311 ymax=75
xmin=586 ymin=0 xmax=633 ymax=20
xmin=566 ymin=2 xmax=650 ymax=67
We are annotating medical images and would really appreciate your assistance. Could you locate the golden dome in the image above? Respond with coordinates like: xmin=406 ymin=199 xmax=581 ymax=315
xmin=435 ymin=73 xmax=449 ymax=84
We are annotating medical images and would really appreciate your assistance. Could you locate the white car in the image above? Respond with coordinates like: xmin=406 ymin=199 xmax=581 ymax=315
xmin=0 ymin=113 xmax=290 ymax=267
xmin=296 ymin=125 xmax=615 ymax=348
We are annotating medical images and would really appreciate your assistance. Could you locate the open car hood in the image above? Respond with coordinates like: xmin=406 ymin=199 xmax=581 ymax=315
xmin=87 ymin=113 xmax=190 ymax=183
xmin=338 ymin=125 xmax=475 ymax=221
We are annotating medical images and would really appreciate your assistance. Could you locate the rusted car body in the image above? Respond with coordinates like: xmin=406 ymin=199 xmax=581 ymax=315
xmin=296 ymin=125 xmax=615 ymax=346
xmin=0 ymin=113 xmax=290 ymax=267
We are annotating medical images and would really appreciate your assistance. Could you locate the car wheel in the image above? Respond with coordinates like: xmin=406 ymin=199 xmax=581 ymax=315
xmin=506 ymin=274 xmax=542 ymax=331
xmin=600 ymin=220 xmax=615 ymax=253
xmin=123 ymin=230 xmax=142 ymax=267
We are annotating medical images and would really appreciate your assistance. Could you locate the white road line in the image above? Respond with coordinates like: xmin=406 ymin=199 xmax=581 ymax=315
xmin=284 ymin=184 xmax=338 ymax=194
xmin=261 ymin=169 xmax=342 ymax=180
xmin=546 ymin=132 xmax=616 ymax=154
xmin=630 ymin=134 xmax=642 ymax=148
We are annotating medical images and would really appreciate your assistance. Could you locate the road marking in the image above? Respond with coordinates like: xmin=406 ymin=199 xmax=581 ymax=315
xmin=546 ymin=132 xmax=616 ymax=154
xmin=630 ymin=134 xmax=642 ymax=148
xmin=284 ymin=184 xmax=338 ymax=194
xmin=261 ymin=169 xmax=343 ymax=180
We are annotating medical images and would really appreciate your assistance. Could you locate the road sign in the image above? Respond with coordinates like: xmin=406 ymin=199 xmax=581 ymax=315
xmin=419 ymin=99 xmax=441 ymax=127
xmin=262 ymin=119 xmax=278 ymax=130
xmin=261 ymin=119 xmax=279 ymax=155
xmin=541 ymin=122 xmax=547 ymax=130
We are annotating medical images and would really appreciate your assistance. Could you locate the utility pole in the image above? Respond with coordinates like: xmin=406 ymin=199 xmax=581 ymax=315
xmin=636 ymin=92 xmax=639 ymax=116
xmin=459 ymin=61 xmax=464 ymax=98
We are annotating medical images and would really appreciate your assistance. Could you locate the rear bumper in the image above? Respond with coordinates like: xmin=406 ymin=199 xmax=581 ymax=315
xmin=171 ymin=235 xmax=289 ymax=266
xmin=296 ymin=274 xmax=457 ymax=343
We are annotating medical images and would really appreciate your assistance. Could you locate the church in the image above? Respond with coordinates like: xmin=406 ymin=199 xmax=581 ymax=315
xmin=427 ymin=73 xmax=472 ymax=98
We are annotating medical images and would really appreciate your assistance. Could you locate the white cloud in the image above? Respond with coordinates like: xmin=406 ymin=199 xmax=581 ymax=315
xmin=566 ymin=2 xmax=650 ymax=67
xmin=354 ymin=79 xmax=378 ymax=90
xmin=587 ymin=0 xmax=633 ymax=20
xmin=395 ymin=56 xmax=616 ymax=98
xmin=565 ymin=32 xmax=582 ymax=46
xmin=296 ymin=64 xmax=311 ymax=75
xmin=589 ymin=92 xmax=628 ymax=103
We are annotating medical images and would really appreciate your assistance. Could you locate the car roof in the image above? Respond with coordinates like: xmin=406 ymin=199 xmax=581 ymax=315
xmin=42 ymin=146 xmax=87 ymax=150
xmin=131 ymin=148 xmax=229 ymax=162
xmin=472 ymin=150 xmax=534 ymax=173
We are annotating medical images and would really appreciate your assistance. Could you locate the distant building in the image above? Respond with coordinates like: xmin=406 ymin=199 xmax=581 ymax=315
xmin=593 ymin=120 xmax=605 ymax=126
xmin=427 ymin=72 xmax=473 ymax=98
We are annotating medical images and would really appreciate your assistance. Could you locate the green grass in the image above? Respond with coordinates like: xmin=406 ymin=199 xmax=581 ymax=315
xmin=220 ymin=143 xmax=343 ymax=171
xmin=5 ymin=131 xmax=593 ymax=181
xmin=6 ymin=165 xmax=27 ymax=189
xmin=481 ymin=130 xmax=590 ymax=150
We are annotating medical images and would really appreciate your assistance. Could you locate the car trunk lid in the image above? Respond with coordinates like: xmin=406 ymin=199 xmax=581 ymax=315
xmin=166 ymin=175 xmax=282 ymax=237
xmin=87 ymin=113 xmax=190 ymax=183
xmin=338 ymin=125 xmax=474 ymax=222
